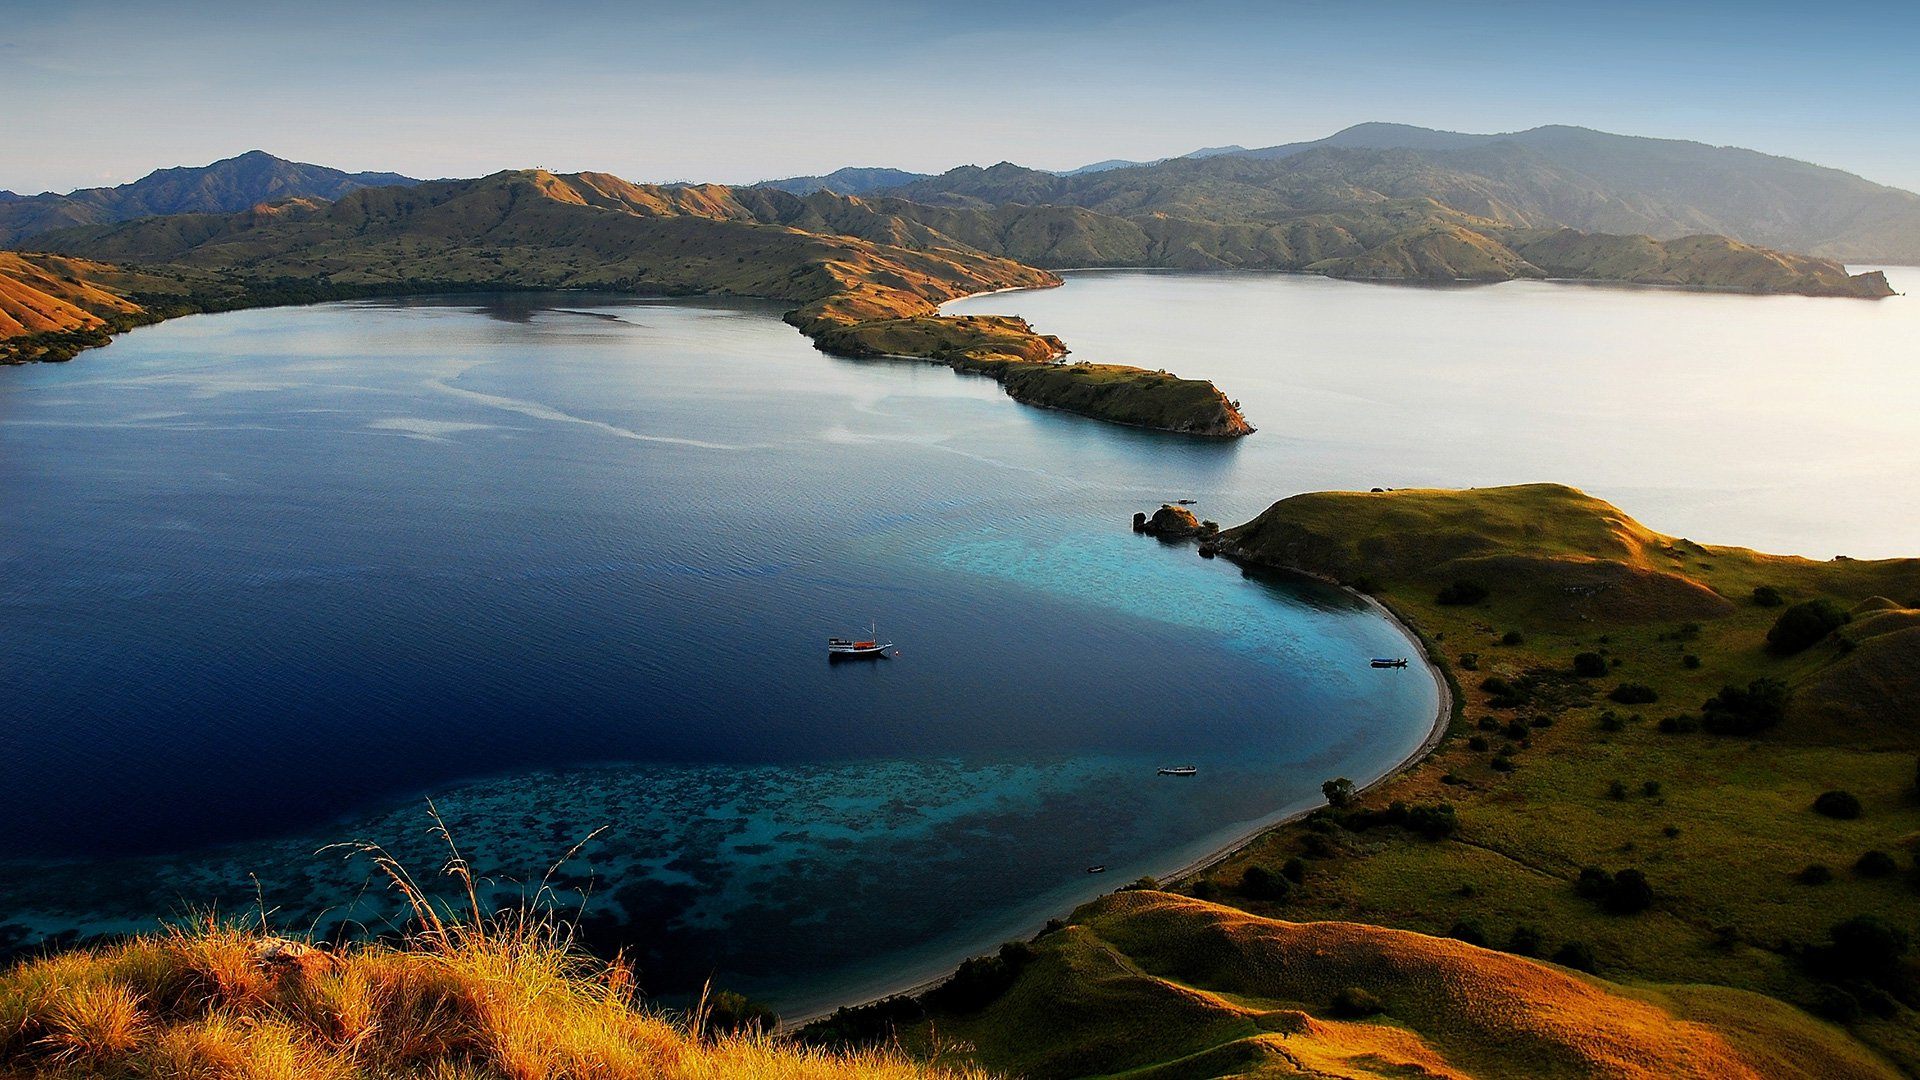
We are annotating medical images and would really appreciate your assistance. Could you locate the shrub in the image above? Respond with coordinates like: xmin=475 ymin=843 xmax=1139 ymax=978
xmin=1807 ymin=915 xmax=1910 ymax=983
xmin=1700 ymin=678 xmax=1790 ymax=735
xmin=1403 ymin=803 xmax=1459 ymax=840
xmin=1798 ymin=863 xmax=1834 ymax=885
xmin=1505 ymin=720 xmax=1530 ymax=740
xmin=1607 ymin=780 xmax=1629 ymax=800
xmin=702 ymin=989 xmax=779 ymax=1035
xmin=1476 ymin=716 xmax=1501 ymax=731
xmin=925 ymin=941 xmax=1035 ymax=1013
xmin=1529 ymin=715 xmax=1555 ymax=728
xmin=1752 ymin=585 xmax=1786 ymax=607
xmin=1599 ymin=710 xmax=1625 ymax=732
xmin=1603 ymin=869 xmax=1654 ymax=914
xmin=1331 ymin=986 xmax=1384 ymax=1018
xmin=1491 ymin=755 xmax=1516 ymax=773
xmin=1468 ymin=735 xmax=1490 ymax=752
xmin=1479 ymin=676 xmax=1514 ymax=697
xmin=1575 ymin=866 xmax=1614 ymax=900
xmin=1766 ymin=599 xmax=1850 ymax=655
xmin=1642 ymin=780 xmax=1662 ymax=798
xmin=1321 ymin=777 xmax=1356 ymax=808
xmin=1812 ymin=983 xmax=1862 ymax=1022
xmin=1553 ymin=941 xmax=1597 ymax=973
xmin=1458 ymin=652 xmax=1479 ymax=671
xmin=1282 ymin=857 xmax=1308 ymax=884
xmin=1239 ymin=864 xmax=1293 ymax=901
xmin=1437 ymin=581 xmax=1489 ymax=606
xmin=1813 ymin=790 xmax=1863 ymax=820
xmin=1658 ymin=714 xmax=1699 ymax=734
xmin=1609 ymin=683 xmax=1658 ymax=705
xmin=1501 ymin=630 xmax=1525 ymax=646
xmin=1572 ymin=652 xmax=1608 ymax=678
xmin=1507 ymin=925 xmax=1544 ymax=956
xmin=1448 ymin=920 xmax=1487 ymax=946
xmin=1682 ymin=654 xmax=1701 ymax=669
xmin=1854 ymin=851 xmax=1898 ymax=878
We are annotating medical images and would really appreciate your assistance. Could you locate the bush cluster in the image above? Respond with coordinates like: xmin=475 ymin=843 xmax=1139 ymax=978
xmin=1700 ymin=678 xmax=1790 ymax=735
xmin=1436 ymin=580 xmax=1489 ymax=606
xmin=923 ymin=941 xmax=1035 ymax=1013
xmin=1574 ymin=866 xmax=1654 ymax=914
xmin=1766 ymin=599 xmax=1850 ymax=655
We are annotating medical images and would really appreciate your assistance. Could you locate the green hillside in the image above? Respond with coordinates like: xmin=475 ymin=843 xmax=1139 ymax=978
xmin=856 ymin=485 xmax=1920 ymax=1077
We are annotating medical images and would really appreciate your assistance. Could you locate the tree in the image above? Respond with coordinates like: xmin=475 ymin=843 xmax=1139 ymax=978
xmin=1573 ymin=652 xmax=1608 ymax=678
xmin=1812 ymin=790 xmax=1862 ymax=819
xmin=1700 ymin=678 xmax=1791 ymax=735
xmin=1751 ymin=585 xmax=1785 ymax=607
xmin=1609 ymin=683 xmax=1658 ymax=705
xmin=1766 ymin=599 xmax=1850 ymax=655
xmin=1603 ymin=868 xmax=1654 ymax=914
xmin=1808 ymin=915 xmax=1910 ymax=983
xmin=1239 ymin=864 xmax=1293 ymax=901
xmin=1322 ymin=777 xmax=1356 ymax=808
xmin=1553 ymin=941 xmax=1597 ymax=972
xmin=1436 ymin=580 xmax=1489 ymax=606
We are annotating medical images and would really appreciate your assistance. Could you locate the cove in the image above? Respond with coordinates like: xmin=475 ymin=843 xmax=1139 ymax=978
xmin=0 ymin=291 xmax=1437 ymax=1014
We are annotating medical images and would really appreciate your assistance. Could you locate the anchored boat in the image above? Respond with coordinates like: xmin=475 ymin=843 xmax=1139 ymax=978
xmin=1371 ymin=657 xmax=1409 ymax=668
xmin=1158 ymin=765 xmax=1198 ymax=777
xmin=828 ymin=621 xmax=893 ymax=659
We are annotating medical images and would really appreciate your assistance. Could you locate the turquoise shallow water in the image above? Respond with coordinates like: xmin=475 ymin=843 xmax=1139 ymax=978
xmin=0 ymin=291 xmax=1436 ymax=1013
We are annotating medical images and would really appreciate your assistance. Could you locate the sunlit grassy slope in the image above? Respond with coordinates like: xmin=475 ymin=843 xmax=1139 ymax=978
xmin=929 ymin=890 xmax=1899 ymax=1080
xmin=1197 ymin=485 xmax=1920 ymax=1069
xmin=0 ymin=918 xmax=981 ymax=1080
xmin=895 ymin=484 xmax=1918 ymax=1078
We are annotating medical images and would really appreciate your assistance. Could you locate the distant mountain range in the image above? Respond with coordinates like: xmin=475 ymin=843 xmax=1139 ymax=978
xmin=873 ymin=123 xmax=1920 ymax=263
xmin=0 ymin=151 xmax=418 ymax=247
xmin=752 ymin=167 xmax=929 ymax=196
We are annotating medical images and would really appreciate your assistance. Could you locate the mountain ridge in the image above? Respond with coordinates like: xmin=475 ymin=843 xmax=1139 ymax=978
xmin=0 ymin=150 xmax=420 ymax=247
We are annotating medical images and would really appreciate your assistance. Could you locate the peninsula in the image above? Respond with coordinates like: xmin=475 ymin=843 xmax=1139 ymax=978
xmin=810 ymin=484 xmax=1920 ymax=1078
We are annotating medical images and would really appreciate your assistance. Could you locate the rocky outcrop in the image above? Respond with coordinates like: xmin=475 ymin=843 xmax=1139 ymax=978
xmin=1135 ymin=504 xmax=1203 ymax=538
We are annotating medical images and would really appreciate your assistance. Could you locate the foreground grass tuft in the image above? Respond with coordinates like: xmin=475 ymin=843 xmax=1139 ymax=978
xmin=0 ymin=919 xmax=979 ymax=1079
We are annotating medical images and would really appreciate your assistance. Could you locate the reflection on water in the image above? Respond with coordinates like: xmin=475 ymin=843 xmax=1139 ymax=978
xmin=947 ymin=267 xmax=1920 ymax=558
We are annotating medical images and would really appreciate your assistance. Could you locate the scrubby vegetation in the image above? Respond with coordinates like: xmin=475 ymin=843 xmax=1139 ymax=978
xmin=0 ymin=910 xmax=972 ymax=1080
xmin=1167 ymin=484 xmax=1920 ymax=1073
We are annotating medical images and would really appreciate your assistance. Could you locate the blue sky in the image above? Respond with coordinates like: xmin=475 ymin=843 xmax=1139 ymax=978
xmin=3 ymin=0 xmax=1916 ymax=194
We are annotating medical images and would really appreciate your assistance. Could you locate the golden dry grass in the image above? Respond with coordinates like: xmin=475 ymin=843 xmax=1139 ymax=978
xmin=0 ymin=919 xmax=983 ymax=1080
xmin=932 ymin=890 xmax=1901 ymax=1080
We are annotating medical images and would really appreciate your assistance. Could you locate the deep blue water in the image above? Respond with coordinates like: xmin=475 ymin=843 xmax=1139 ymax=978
xmin=0 ymin=291 xmax=1436 ymax=1014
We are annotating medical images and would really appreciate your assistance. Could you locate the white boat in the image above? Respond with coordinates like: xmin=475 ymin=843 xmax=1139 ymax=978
xmin=828 ymin=621 xmax=893 ymax=658
xmin=1158 ymin=765 xmax=1198 ymax=777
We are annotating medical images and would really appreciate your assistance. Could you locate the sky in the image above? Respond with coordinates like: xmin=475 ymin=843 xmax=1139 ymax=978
xmin=4 ymin=0 xmax=1918 ymax=195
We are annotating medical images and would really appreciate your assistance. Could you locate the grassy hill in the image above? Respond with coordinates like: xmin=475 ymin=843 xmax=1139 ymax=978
xmin=862 ymin=485 xmax=1920 ymax=1077
xmin=0 ymin=252 xmax=216 ymax=363
xmin=920 ymin=890 xmax=1899 ymax=1079
xmin=0 ymin=151 xmax=418 ymax=247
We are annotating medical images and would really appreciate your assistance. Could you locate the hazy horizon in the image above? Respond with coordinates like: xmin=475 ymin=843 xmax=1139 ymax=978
xmin=4 ymin=0 xmax=1918 ymax=196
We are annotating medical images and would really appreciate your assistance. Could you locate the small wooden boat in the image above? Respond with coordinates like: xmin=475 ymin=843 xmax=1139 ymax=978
xmin=1371 ymin=657 xmax=1409 ymax=668
xmin=828 ymin=620 xmax=893 ymax=659
xmin=1158 ymin=765 xmax=1198 ymax=777
xmin=1086 ymin=865 xmax=1107 ymax=874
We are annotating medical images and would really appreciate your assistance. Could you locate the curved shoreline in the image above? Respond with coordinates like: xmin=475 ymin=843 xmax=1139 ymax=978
xmin=779 ymin=573 xmax=1452 ymax=1029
